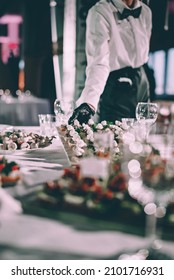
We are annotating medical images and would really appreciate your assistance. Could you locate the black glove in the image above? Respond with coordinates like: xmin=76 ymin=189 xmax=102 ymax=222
xmin=68 ymin=103 xmax=95 ymax=125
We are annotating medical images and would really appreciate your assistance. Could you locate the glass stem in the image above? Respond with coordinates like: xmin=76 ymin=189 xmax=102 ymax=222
xmin=145 ymin=213 xmax=158 ymax=244
xmin=145 ymin=205 xmax=165 ymax=250
xmin=145 ymin=125 xmax=151 ymax=143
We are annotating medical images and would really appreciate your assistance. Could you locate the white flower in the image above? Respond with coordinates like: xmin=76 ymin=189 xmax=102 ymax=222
xmin=86 ymin=129 xmax=94 ymax=140
xmin=87 ymin=129 xmax=93 ymax=136
xmin=72 ymin=134 xmax=80 ymax=142
xmin=88 ymin=119 xmax=94 ymax=125
xmin=77 ymin=139 xmax=87 ymax=148
xmin=86 ymin=128 xmax=93 ymax=135
xmin=87 ymin=134 xmax=94 ymax=142
xmin=67 ymin=125 xmax=74 ymax=131
xmin=113 ymin=129 xmax=119 ymax=135
xmin=115 ymin=120 xmax=122 ymax=126
xmin=82 ymin=124 xmax=90 ymax=131
xmin=122 ymin=123 xmax=129 ymax=130
xmin=96 ymin=123 xmax=103 ymax=130
xmin=74 ymin=119 xmax=80 ymax=127
xmin=105 ymin=128 xmax=110 ymax=132
xmin=113 ymin=147 xmax=120 ymax=154
xmin=73 ymin=147 xmax=85 ymax=156
xmin=109 ymin=124 xmax=116 ymax=129
xmin=69 ymin=130 xmax=76 ymax=137
xmin=101 ymin=120 xmax=107 ymax=126
xmin=113 ymin=140 xmax=118 ymax=147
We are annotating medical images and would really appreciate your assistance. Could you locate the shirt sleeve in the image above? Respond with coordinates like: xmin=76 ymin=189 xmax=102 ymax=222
xmin=76 ymin=7 xmax=110 ymax=111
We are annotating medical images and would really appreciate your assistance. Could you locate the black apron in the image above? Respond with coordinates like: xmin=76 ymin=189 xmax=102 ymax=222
xmin=98 ymin=66 xmax=150 ymax=122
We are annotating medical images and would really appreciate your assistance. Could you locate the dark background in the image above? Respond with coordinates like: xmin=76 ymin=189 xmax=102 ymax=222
xmin=0 ymin=0 xmax=173 ymax=104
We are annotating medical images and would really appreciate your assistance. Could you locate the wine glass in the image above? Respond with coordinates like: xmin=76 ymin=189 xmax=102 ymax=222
xmin=136 ymin=102 xmax=159 ymax=142
xmin=54 ymin=99 xmax=74 ymax=125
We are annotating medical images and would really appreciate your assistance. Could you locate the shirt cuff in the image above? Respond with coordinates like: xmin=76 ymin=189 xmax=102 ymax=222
xmin=76 ymin=95 xmax=99 ymax=112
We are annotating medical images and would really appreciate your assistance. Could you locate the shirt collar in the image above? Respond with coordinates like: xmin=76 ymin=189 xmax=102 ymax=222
xmin=111 ymin=0 xmax=140 ymax=14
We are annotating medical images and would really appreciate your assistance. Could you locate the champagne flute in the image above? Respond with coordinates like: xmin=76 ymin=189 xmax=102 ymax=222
xmin=136 ymin=102 xmax=159 ymax=142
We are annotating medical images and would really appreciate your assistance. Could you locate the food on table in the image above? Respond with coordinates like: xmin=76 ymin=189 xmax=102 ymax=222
xmin=0 ymin=156 xmax=20 ymax=187
xmin=0 ymin=129 xmax=55 ymax=150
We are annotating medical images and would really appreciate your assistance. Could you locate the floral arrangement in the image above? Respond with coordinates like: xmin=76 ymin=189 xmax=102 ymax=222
xmin=0 ymin=156 xmax=20 ymax=187
xmin=39 ymin=153 xmax=174 ymax=227
xmin=58 ymin=119 xmax=124 ymax=159
xmin=0 ymin=129 xmax=55 ymax=151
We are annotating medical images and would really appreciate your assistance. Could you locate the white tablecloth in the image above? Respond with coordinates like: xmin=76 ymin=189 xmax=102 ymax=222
xmin=0 ymin=96 xmax=51 ymax=126
xmin=0 ymin=127 xmax=174 ymax=260
xmin=0 ymin=214 xmax=174 ymax=260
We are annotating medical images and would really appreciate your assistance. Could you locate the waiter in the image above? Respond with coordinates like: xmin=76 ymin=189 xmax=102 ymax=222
xmin=69 ymin=0 xmax=152 ymax=124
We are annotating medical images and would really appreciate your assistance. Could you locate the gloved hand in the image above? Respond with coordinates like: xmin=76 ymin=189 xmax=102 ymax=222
xmin=68 ymin=103 xmax=95 ymax=125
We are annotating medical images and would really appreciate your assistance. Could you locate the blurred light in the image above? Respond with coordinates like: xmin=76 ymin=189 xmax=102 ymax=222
xmin=129 ymin=141 xmax=143 ymax=154
xmin=122 ymin=132 xmax=135 ymax=144
xmin=159 ymin=106 xmax=170 ymax=116
xmin=156 ymin=206 xmax=166 ymax=218
xmin=139 ymin=189 xmax=154 ymax=205
xmin=128 ymin=159 xmax=140 ymax=173
xmin=144 ymin=202 xmax=156 ymax=215
xmin=50 ymin=0 xmax=57 ymax=7
xmin=19 ymin=59 xmax=25 ymax=70
xmin=129 ymin=169 xmax=141 ymax=179
xmin=25 ymin=90 xmax=31 ymax=96
xmin=16 ymin=90 xmax=22 ymax=96
xmin=128 ymin=178 xmax=143 ymax=198
xmin=4 ymin=89 xmax=10 ymax=95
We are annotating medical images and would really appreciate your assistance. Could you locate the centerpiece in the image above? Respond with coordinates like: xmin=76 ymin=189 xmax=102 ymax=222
xmin=38 ymin=118 xmax=145 ymax=222
xmin=29 ymin=117 xmax=174 ymax=246
xmin=0 ymin=129 xmax=55 ymax=151
xmin=57 ymin=119 xmax=124 ymax=162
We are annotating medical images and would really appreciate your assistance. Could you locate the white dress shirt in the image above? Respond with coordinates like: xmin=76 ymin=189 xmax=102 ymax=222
xmin=76 ymin=0 xmax=152 ymax=110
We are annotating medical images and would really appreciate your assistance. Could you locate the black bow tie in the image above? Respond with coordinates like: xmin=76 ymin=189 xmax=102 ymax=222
xmin=120 ymin=6 xmax=142 ymax=20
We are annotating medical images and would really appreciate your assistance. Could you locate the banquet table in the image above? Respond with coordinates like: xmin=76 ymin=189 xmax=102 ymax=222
xmin=0 ymin=126 xmax=174 ymax=260
xmin=0 ymin=96 xmax=51 ymax=126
